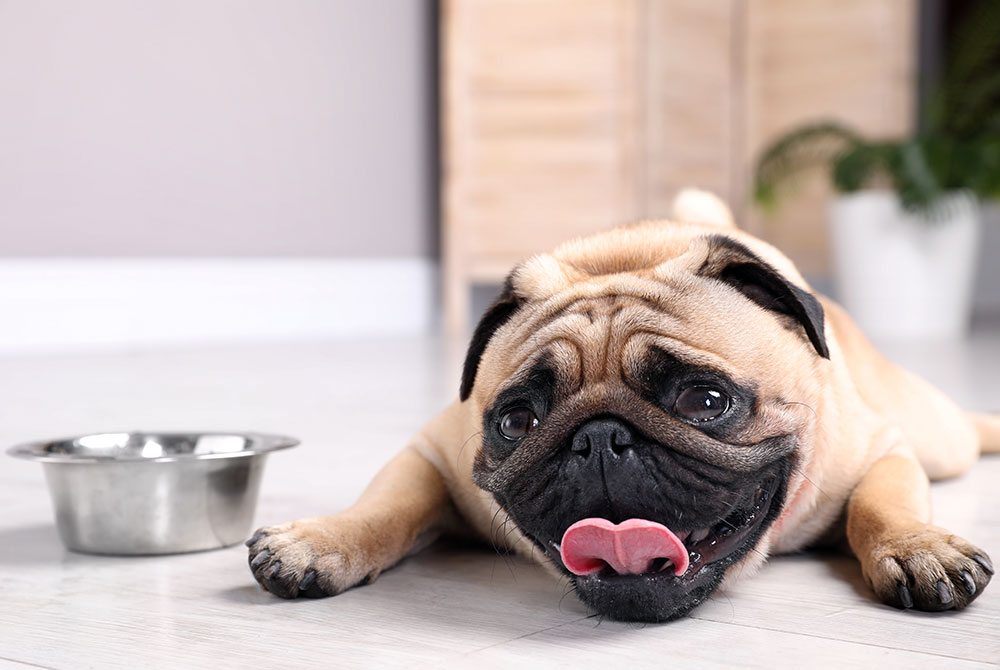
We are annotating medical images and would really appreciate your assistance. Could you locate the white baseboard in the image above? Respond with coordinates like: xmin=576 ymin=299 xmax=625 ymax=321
xmin=0 ymin=258 xmax=436 ymax=354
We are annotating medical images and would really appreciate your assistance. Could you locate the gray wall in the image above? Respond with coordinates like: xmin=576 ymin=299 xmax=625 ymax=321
xmin=0 ymin=0 xmax=434 ymax=258
xmin=974 ymin=204 xmax=1000 ymax=319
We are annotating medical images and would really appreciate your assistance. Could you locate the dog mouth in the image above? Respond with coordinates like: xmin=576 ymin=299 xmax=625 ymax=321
xmin=529 ymin=472 xmax=784 ymax=622
xmin=552 ymin=479 xmax=775 ymax=578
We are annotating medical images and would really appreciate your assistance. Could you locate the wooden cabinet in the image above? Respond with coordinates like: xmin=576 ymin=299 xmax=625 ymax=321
xmin=442 ymin=0 xmax=916 ymax=333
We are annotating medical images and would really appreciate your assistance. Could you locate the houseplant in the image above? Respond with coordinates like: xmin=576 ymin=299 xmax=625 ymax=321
xmin=753 ymin=3 xmax=1000 ymax=339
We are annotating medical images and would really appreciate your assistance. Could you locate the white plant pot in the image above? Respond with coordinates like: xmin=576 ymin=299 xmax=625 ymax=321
xmin=829 ymin=190 xmax=980 ymax=340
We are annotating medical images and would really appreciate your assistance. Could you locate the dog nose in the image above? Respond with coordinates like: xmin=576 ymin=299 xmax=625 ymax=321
xmin=571 ymin=418 xmax=635 ymax=459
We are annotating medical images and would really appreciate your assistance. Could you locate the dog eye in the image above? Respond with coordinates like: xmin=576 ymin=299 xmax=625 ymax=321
xmin=674 ymin=386 xmax=730 ymax=422
xmin=498 ymin=408 xmax=539 ymax=440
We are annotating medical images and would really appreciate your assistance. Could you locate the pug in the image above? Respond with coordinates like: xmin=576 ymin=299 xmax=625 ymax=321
xmin=247 ymin=190 xmax=997 ymax=622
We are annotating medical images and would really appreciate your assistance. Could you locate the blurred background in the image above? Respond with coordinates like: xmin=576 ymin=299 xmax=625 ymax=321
xmin=0 ymin=0 xmax=997 ymax=354
xmin=2 ymin=5 xmax=998 ymax=667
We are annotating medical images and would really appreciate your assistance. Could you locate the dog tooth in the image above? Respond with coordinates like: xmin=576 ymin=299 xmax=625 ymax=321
xmin=690 ymin=528 xmax=710 ymax=543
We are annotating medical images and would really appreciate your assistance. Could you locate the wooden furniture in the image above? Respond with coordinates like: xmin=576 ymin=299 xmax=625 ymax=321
xmin=442 ymin=0 xmax=916 ymax=334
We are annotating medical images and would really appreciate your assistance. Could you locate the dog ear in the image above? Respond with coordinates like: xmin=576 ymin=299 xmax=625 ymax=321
xmin=700 ymin=235 xmax=830 ymax=359
xmin=460 ymin=276 xmax=525 ymax=401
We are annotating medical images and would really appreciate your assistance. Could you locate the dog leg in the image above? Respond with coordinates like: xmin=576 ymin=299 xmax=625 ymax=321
xmin=846 ymin=451 xmax=993 ymax=610
xmin=247 ymin=446 xmax=453 ymax=598
xmin=970 ymin=411 xmax=1000 ymax=454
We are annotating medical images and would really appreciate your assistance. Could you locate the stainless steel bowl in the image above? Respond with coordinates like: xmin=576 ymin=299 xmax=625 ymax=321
xmin=7 ymin=431 xmax=298 ymax=555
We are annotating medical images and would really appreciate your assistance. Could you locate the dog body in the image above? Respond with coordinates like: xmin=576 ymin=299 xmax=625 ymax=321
xmin=248 ymin=193 xmax=997 ymax=621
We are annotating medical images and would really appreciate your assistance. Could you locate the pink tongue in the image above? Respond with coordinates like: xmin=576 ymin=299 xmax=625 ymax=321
xmin=560 ymin=518 xmax=690 ymax=576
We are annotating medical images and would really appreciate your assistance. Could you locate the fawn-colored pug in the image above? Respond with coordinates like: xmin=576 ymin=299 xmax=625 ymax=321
xmin=248 ymin=190 xmax=997 ymax=621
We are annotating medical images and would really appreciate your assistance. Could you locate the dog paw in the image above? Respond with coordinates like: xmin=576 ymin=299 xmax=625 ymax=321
xmin=245 ymin=517 xmax=378 ymax=599
xmin=864 ymin=525 xmax=993 ymax=611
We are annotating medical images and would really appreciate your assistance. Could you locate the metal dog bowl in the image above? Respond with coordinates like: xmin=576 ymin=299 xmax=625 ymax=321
xmin=8 ymin=431 xmax=298 ymax=555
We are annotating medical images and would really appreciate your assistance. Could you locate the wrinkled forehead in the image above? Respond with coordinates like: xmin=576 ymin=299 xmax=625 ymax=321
xmin=509 ymin=224 xmax=806 ymax=305
xmin=476 ymin=279 xmax=806 ymax=407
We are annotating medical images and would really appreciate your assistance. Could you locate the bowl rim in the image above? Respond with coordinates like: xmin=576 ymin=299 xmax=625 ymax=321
xmin=6 ymin=431 xmax=299 ymax=464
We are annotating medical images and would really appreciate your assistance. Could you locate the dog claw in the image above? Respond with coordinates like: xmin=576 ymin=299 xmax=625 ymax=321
xmin=245 ymin=532 xmax=266 ymax=547
xmin=264 ymin=561 xmax=282 ymax=579
xmin=250 ymin=549 xmax=270 ymax=569
xmin=299 ymin=570 xmax=317 ymax=591
xmin=935 ymin=580 xmax=953 ymax=605
xmin=960 ymin=570 xmax=977 ymax=596
xmin=896 ymin=582 xmax=914 ymax=609
xmin=973 ymin=554 xmax=994 ymax=575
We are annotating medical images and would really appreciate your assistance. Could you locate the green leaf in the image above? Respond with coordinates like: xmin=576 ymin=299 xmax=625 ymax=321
xmin=944 ymin=1 xmax=1000 ymax=90
xmin=895 ymin=140 xmax=944 ymax=213
xmin=750 ymin=1 xmax=1000 ymax=218
xmin=753 ymin=122 xmax=861 ymax=210
xmin=832 ymin=143 xmax=891 ymax=192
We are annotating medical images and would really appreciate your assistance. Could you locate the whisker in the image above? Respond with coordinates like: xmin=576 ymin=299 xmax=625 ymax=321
xmin=705 ymin=589 xmax=737 ymax=623
xmin=456 ymin=431 xmax=483 ymax=467
xmin=502 ymin=519 xmax=521 ymax=544
xmin=558 ymin=580 xmax=578 ymax=613
xmin=488 ymin=505 xmax=505 ymax=553
xmin=489 ymin=505 xmax=519 ymax=579
xmin=498 ymin=521 xmax=518 ymax=580
xmin=781 ymin=400 xmax=818 ymax=420
xmin=791 ymin=464 xmax=836 ymax=504
xmin=488 ymin=505 xmax=507 ymax=586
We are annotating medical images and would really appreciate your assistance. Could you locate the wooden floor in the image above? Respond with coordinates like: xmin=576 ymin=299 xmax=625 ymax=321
xmin=1 ymin=331 xmax=998 ymax=669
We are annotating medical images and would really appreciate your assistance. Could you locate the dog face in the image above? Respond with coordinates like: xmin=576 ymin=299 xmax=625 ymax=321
xmin=460 ymin=223 xmax=830 ymax=622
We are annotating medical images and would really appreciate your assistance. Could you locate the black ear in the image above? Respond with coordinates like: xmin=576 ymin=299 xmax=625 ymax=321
xmin=460 ymin=276 xmax=525 ymax=401
xmin=700 ymin=236 xmax=829 ymax=359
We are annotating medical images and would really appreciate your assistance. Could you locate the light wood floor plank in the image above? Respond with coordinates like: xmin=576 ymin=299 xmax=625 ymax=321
xmin=1 ymin=332 xmax=997 ymax=668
